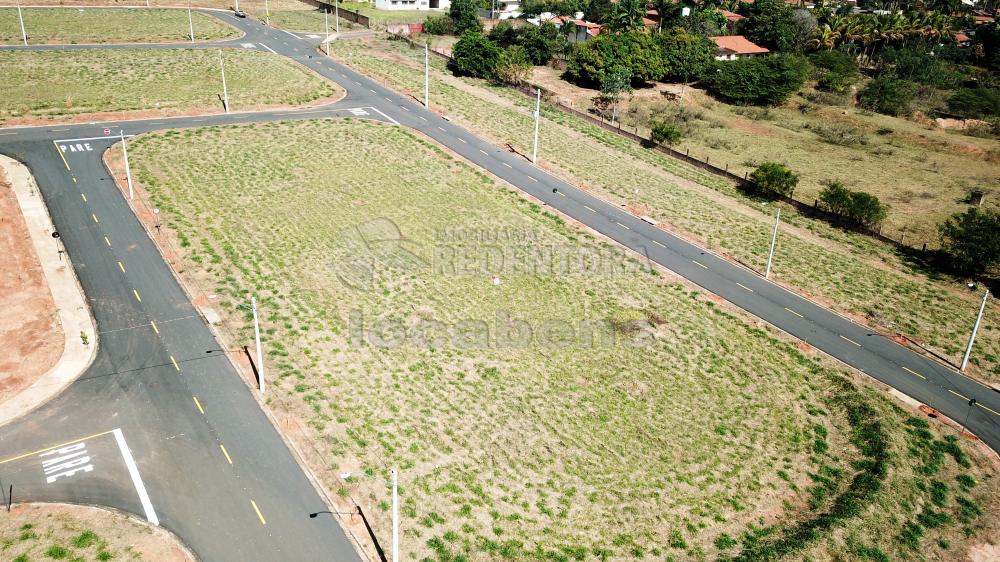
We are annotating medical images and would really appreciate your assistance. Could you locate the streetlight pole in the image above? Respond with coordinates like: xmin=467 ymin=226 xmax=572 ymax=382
xmin=335 ymin=0 xmax=340 ymax=33
xmin=265 ymin=0 xmax=270 ymax=25
xmin=17 ymin=2 xmax=27 ymax=46
xmin=424 ymin=43 xmax=429 ymax=108
xmin=391 ymin=469 xmax=399 ymax=562
xmin=120 ymin=131 xmax=134 ymax=202
xmin=324 ymin=9 xmax=330 ymax=55
xmin=234 ymin=0 xmax=240 ymax=13
xmin=960 ymin=289 xmax=989 ymax=372
xmin=531 ymin=89 xmax=540 ymax=164
xmin=765 ymin=208 xmax=780 ymax=279
xmin=251 ymin=296 xmax=265 ymax=394
xmin=219 ymin=51 xmax=229 ymax=113
xmin=188 ymin=3 xmax=194 ymax=42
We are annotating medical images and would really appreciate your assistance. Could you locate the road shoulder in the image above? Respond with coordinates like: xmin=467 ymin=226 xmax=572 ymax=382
xmin=0 ymin=155 xmax=97 ymax=427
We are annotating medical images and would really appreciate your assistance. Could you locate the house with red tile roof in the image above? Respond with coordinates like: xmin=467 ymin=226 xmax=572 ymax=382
xmin=711 ymin=35 xmax=770 ymax=60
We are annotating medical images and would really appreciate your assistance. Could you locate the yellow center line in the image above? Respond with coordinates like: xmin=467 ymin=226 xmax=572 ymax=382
xmin=902 ymin=366 xmax=926 ymax=379
xmin=0 ymin=429 xmax=115 ymax=465
xmin=81 ymin=193 xmax=87 ymax=202
xmin=220 ymin=444 xmax=233 ymax=465
xmin=948 ymin=389 xmax=969 ymax=401
xmin=118 ymin=261 xmax=125 ymax=273
xmin=133 ymin=289 xmax=142 ymax=302
xmin=104 ymin=236 xmax=111 ymax=247
xmin=193 ymin=396 xmax=205 ymax=414
xmin=53 ymin=142 xmax=71 ymax=171
xmin=979 ymin=403 xmax=1000 ymax=417
xmin=784 ymin=307 xmax=804 ymax=318
xmin=92 ymin=214 xmax=99 ymax=224
xmin=170 ymin=355 xmax=180 ymax=372
xmin=839 ymin=335 xmax=862 ymax=347
xmin=150 ymin=321 xmax=159 ymax=334
xmin=736 ymin=282 xmax=753 ymax=292
xmin=251 ymin=500 xmax=267 ymax=525
xmin=692 ymin=260 xmax=708 ymax=269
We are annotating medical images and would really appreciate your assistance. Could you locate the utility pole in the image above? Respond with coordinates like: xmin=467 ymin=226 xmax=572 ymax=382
xmin=17 ymin=2 xmax=27 ymax=46
xmin=219 ymin=51 xmax=229 ymax=113
xmin=188 ymin=3 xmax=194 ymax=42
xmin=960 ymin=289 xmax=989 ymax=372
xmin=235 ymin=0 xmax=240 ymax=13
xmin=391 ymin=469 xmax=399 ymax=562
xmin=251 ymin=296 xmax=265 ymax=394
xmin=424 ymin=43 xmax=429 ymax=108
xmin=324 ymin=8 xmax=330 ymax=55
xmin=265 ymin=0 xmax=270 ymax=25
xmin=764 ymin=208 xmax=780 ymax=279
xmin=531 ymin=89 xmax=540 ymax=164
xmin=120 ymin=131 xmax=134 ymax=202
xmin=335 ymin=0 xmax=340 ymax=33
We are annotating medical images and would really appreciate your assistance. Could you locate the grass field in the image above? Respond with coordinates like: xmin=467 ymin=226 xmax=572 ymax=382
xmin=337 ymin=0 xmax=433 ymax=24
xmin=0 ymin=8 xmax=239 ymax=44
xmin=1 ymin=503 xmax=191 ymax=561
xmin=0 ymin=48 xmax=338 ymax=125
xmin=326 ymin=37 xmax=1000 ymax=384
xmin=266 ymin=8 xmax=362 ymax=31
xmin=123 ymin=118 xmax=999 ymax=561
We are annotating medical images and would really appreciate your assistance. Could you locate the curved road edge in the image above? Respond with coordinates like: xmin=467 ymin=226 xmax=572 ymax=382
xmin=0 ymin=155 xmax=97 ymax=428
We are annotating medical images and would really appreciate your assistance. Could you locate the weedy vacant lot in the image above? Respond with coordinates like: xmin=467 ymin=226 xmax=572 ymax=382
xmin=327 ymin=37 xmax=1000 ymax=384
xmin=0 ymin=48 xmax=338 ymax=125
xmin=0 ymin=503 xmax=192 ymax=561
xmin=0 ymin=8 xmax=239 ymax=44
xmin=529 ymin=67 xmax=1000 ymax=246
xmin=265 ymin=8 xmax=363 ymax=32
xmin=124 ymin=119 xmax=998 ymax=561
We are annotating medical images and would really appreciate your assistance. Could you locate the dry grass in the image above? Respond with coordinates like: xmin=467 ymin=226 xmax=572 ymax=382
xmin=326 ymin=37 xmax=1000 ymax=384
xmin=123 ymin=118 xmax=999 ymax=561
xmin=0 ymin=48 xmax=338 ymax=125
xmin=265 ymin=8 xmax=363 ymax=31
xmin=0 ymin=7 xmax=238 ymax=44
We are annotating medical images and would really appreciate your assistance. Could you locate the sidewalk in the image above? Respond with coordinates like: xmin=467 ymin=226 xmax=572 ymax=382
xmin=0 ymin=155 xmax=97 ymax=427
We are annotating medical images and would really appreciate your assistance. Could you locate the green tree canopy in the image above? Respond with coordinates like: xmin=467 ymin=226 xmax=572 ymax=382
xmin=702 ymin=54 xmax=810 ymax=106
xmin=947 ymin=87 xmax=1000 ymax=119
xmin=564 ymin=31 xmax=666 ymax=86
xmin=742 ymin=0 xmax=814 ymax=52
xmin=819 ymin=181 xmax=888 ymax=228
xmin=656 ymin=27 xmax=717 ymax=83
xmin=449 ymin=0 xmax=483 ymax=35
xmin=938 ymin=208 xmax=1000 ymax=275
xmin=452 ymin=32 xmax=502 ymax=78
xmin=749 ymin=162 xmax=798 ymax=197
xmin=857 ymin=78 xmax=915 ymax=116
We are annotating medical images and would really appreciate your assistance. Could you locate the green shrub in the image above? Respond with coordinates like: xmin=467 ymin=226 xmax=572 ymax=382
xmin=818 ymin=181 xmax=888 ymax=229
xmin=858 ymin=78 xmax=916 ymax=116
xmin=451 ymin=32 xmax=502 ymax=79
xmin=947 ymin=87 xmax=1000 ymax=119
xmin=938 ymin=208 xmax=1000 ymax=275
xmin=448 ymin=0 xmax=482 ymax=34
xmin=703 ymin=54 xmax=810 ymax=106
xmin=424 ymin=15 xmax=455 ymax=35
xmin=748 ymin=162 xmax=798 ymax=197
xmin=810 ymin=50 xmax=858 ymax=94
xmin=650 ymin=120 xmax=683 ymax=146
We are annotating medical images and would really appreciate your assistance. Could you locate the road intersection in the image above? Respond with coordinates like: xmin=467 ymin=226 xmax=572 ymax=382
xmin=1 ymin=9 xmax=998 ymax=562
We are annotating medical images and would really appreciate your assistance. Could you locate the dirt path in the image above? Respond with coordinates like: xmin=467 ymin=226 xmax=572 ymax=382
xmin=0 ymin=167 xmax=63 ymax=406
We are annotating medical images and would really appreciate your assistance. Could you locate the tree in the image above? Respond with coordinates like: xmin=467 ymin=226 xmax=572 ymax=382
xmin=605 ymin=0 xmax=646 ymax=32
xmin=819 ymin=181 xmax=888 ymax=228
xmin=656 ymin=27 xmax=717 ymax=83
xmin=452 ymin=32 xmax=502 ymax=78
xmin=938 ymin=208 xmax=1000 ymax=275
xmin=425 ymin=15 xmax=455 ymax=35
xmin=488 ymin=21 xmax=562 ymax=65
xmin=494 ymin=45 xmax=533 ymax=84
xmin=564 ymin=31 xmax=666 ymax=86
xmin=742 ymin=0 xmax=814 ymax=52
xmin=857 ymin=78 xmax=915 ymax=116
xmin=810 ymin=49 xmax=858 ymax=93
xmin=449 ymin=0 xmax=483 ymax=35
xmin=702 ymin=54 xmax=810 ymax=106
xmin=650 ymin=120 xmax=682 ymax=145
xmin=749 ymin=162 xmax=798 ymax=197
xmin=599 ymin=66 xmax=632 ymax=122
xmin=947 ymin=88 xmax=1000 ymax=119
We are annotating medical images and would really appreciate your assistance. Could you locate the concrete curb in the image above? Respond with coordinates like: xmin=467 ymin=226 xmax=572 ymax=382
xmin=0 ymin=156 xmax=97 ymax=428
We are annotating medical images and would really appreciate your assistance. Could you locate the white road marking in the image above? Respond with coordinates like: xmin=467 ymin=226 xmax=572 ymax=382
xmin=280 ymin=29 xmax=300 ymax=39
xmin=736 ymin=282 xmax=753 ymax=292
xmin=902 ymin=366 xmax=926 ymax=379
xmin=840 ymin=335 xmax=862 ymax=347
xmin=584 ymin=205 xmax=596 ymax=212
xmin=0 ymin=132 xmax=17 ymax=136
xmin=457 ymin=138 xmax=467 ymax=143
xmin=616 ymin=222 xmax=629 ymax=229
xmin=784 ymin=307 xmax=804 ymax=318
xmin=40 ymin=443 xmax=92 ymax=484
xmin=258 ymin=43 xmax=278 ymax=54
xmin=369 ymin=107 xmax=400 ymax=125
xmin=113 ymin=428 xmax=159 ymax=526
xmin=54 ymin=135 xmax=132 ymax=143
xmin=241 ymin=42 xmax=256 ymax=48
xmin=502 ymin=162 xmax=512 ymax=168
xmin=438 ymin=126 xmax=446 ymax=132
xmin=692 ymin=260 xmax=708 ymax=269
xmin=652 ymin=240 xmax=667 ymax=248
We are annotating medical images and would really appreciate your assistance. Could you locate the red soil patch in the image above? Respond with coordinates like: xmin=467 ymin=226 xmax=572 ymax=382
xmin=0 ymin=171 xmax=63 ymax=405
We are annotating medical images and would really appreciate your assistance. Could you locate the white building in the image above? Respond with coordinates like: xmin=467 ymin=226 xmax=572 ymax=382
xmin=374 ymin=0 xmax=450 ymax=11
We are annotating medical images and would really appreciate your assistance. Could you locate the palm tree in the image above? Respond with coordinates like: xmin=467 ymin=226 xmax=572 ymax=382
xmin=807 ymin=24 xmax=841 ymax=50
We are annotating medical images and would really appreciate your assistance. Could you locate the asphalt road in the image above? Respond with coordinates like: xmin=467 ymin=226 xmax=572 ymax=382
xmin=1 ymin=8 xmax=999 ymax=562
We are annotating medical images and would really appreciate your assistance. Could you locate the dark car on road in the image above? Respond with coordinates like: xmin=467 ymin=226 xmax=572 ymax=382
xmin=234 ymin=8 xmax=247 ymax=17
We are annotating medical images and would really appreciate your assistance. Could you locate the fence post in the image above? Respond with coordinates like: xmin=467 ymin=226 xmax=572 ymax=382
xmin=900 ymin=234 xmax=904 ymax=245
xmin=922 ymin=242 xmax=927 ymax=252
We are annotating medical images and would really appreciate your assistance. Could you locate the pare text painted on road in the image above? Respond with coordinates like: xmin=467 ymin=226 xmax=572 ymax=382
xmin=39 ymin=442 xmax=93 ymax=484
xmin=60 ymin=143 xmax=93 ymax=153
